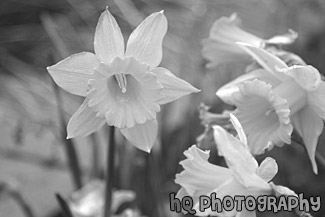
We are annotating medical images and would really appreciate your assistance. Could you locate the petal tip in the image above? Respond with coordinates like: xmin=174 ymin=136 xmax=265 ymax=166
xmin=146 ymin=147 xmax=152 ymax=153
xmin=66 ymin=128 xmax=75 ymax=139
xmin=192 ymin=87 xmax=201 ymax=93
xmin=311 ymin=157 xmax=318 ymax=174
xmin=101 ymin=7 xmax=111 ymax=17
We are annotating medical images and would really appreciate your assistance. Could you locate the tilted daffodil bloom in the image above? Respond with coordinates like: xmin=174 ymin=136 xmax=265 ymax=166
xmin=175 ymin=114 xmax=293 ymax=217
xmin=202 ymin=13 xmax=297 ymax=69
xmin=217 ymin=43 xmax=325 ymax=173
xmin=47 ymin=9 xmax=200 ymax=152
xmin=231 ymin=79 xmax=293 ymax=156
xmin=202 ymin=13 xmax=263 ymax=69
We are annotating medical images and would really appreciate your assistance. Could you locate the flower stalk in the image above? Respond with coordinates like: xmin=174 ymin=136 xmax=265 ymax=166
xmin=104 ymin=126 xmax=116 ymax=217
xmin=90 ymin=133 xmax=101 ymax=179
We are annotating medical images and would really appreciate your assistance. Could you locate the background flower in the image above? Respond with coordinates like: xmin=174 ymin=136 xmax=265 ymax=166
xmin=201 ymin=13 xmax=297 ymax=69
xmin=217 ymin=44 xmax=325 ymax=173
xmin=202 ymin=13 xmax=263 ymax=69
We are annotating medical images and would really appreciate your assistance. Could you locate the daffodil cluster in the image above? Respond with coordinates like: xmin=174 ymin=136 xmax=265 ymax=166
xmin=202 ymin=13 xmax=325 ymax=174
xmin=47 ymin=8 xmax=322 ymax=217
xmin=175 ymin=13 xmax=322 ymax=217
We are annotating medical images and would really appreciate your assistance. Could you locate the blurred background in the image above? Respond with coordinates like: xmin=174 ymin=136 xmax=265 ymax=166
xmin=0 ymin=0 xmax=325 ymax=217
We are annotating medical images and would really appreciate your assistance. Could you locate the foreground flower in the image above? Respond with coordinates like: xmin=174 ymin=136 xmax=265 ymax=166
xmin=68 ymin=179 xmax=136 ymax=217
xmin=47 ymin=9 xmax=199 ymax=152
xmin=175 ymin=114 xmax=294 ymax=217
xmin=217 ymin=44 xmax=325 ymax=173
xmin=202 ymin=13 xmax=297 ymax=68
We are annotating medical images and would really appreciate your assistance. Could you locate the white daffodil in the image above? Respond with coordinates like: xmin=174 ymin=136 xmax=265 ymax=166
xmin=231 ymin=79 xmax=293 ymax=155
xmin=202 ymin=13 xmax=297 ymax=69
xmin=217 ymin=44 xmax=325 ymax=173
xmin=47 ymin=9 xmax=199 ymax=152
xmin=202 ymin=13 xmax=263 ymax=69
xmin=175 ymin=114 xmax=293 ymax=217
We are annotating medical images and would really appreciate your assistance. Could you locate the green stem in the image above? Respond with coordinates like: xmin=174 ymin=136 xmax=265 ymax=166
xmin=104 ymin=126 xmax=115 ymax=217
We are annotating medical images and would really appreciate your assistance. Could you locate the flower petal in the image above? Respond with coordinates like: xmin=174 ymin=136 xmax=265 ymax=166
xmin=213 ymin=125 xmax=258 ymax=176
xmin=120 ymin=119 xmax=158 ymax=152
xmin=197 ymin=178 xmax=244 ymax=216
xmin=202 ymin=13 xmax=263 ymax=69
xmin=292 ymin=107 xmax=324 ymax=174
xmin=236 ymin=209 xmax=256 ymax=217
xmin=270 ymin=182 xmax=297 ymax=197
xmin=152 ymin=67 xmax=200 ymax=104
xmin=216 ymin=69 xmax=281 ymax=104
xmin=256 ymin=157 xmax=278 ymax=182
xmin=175 ymin=145 xmax=231 ymax=196
xmin=209 ymin=13 xmax=262 ymax=46
xmin=67 ymin=97 xmax=106 ymax=138
xmin=125 ymin=11 xmax=167 ymax=68
xmin=94 ymin=9 xmax=124 ymax=63
xmin=265 ymin=29 xmax=298 ymax=45
xmin=201 ymin=38 xmax=251 ymax=68
xmin=213 ymin=125 xmax=271 ymax=190
xmin=207 ymin=177 xmax=269 ymax=217
xmin=47 ymin=52 xmax=99 ymax=96
xmin=229 ymin=113 xmax=247 ymax=145
xmin=309 ymin=82 xmax=325 ymax=119
xmin=236 ymin=42 xmax=290 ymax=81
xmin=280 ymin=65 xmax=321 ymax=92
xmin=175 ymin=145 xmax=232 ymax=216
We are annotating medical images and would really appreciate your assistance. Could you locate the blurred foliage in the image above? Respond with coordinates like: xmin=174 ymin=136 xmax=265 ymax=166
xmin=1 ymin=0 xmax=325 ymax=217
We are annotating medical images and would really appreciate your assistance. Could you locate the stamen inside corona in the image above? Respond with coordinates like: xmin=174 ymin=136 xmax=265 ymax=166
xmin=115 ymin=74 xmax=127 ymax=93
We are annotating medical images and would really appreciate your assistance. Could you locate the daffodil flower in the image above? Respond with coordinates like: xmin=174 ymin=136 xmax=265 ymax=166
xmin=68 ymin=179 xmax=136 ymax=217
xmin=202 ymin=13 xmax=298 ymax=69
xmin=202 ymin=13 xmax=263 ymax=69
xmin=175 ymin=114 xmax=294 ymax=217
xmin=217 ymin=44 xmax=325 ymax=173
xmin=47 ymin=9 xmax=199 ymax=152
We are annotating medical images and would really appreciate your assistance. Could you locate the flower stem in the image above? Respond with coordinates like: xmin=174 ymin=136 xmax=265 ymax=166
xmin=90 ymin=133 xmax=101 ymax=179
xmin=104 ymin=126 xmax=115 ymax=217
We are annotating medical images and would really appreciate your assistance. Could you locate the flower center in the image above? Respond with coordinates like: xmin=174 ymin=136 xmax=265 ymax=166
xmin=114 ymin=74 xmax=127 ymax=93
xmin=233 ymin=80 xmax=293 ymax=154
xmin=273 ymin=79 xmax=307 ymax=115
xmin=88 ymin=57 xmax=163 ymax=129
